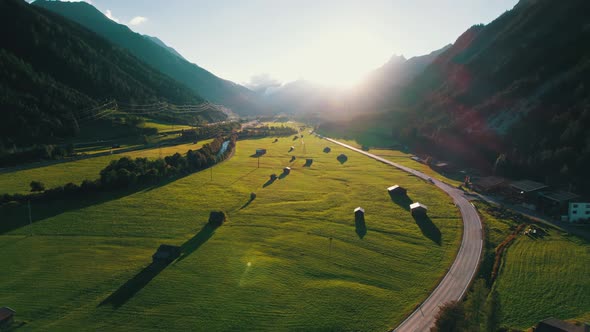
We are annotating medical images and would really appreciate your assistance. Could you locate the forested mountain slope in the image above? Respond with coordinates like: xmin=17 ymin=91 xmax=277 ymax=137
xmin=390 ymin=0 xmax=590 ymax=193
xmin=34 ymin=0 xmax=269 ymax=116
xmin=0 ymin=0 xmax=225 ymax=147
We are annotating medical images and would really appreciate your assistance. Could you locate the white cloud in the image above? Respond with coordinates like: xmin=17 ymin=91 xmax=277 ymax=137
xmin=104 ymin=9 xmax=119 ymax=23
xmin=129 ymin=16 xmax=148 ymax=26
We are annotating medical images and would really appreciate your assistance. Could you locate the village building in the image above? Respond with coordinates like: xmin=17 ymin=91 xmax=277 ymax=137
xmin=568 ymin=202 xmax=590 ymax=223
xmin=255 ymin=148 xmax=267 ymax=155
xmin=538 ymin=191 xmax=580 ymax=216
xmin=470 ymin=176 xmax=508 ymax=193
xmin=410 ymin=202 xmax=428 ymax=216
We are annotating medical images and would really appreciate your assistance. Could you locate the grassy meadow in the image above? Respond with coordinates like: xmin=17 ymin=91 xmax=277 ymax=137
xmin=0 ymin=140 xmax=212 ymax=194
xmin=494 ymin=229 xmax=590 ymax=329
xmin=0 ymin=130 xmax=462 ymax=331
xmin=475 ymin=202 xmax=590 ymax=329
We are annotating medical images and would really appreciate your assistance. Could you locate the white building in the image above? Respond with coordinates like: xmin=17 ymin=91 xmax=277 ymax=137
xmin=568 ymin=202 xmax=590 ymax=222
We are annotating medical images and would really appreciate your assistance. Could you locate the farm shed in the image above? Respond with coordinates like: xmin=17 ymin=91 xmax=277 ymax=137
xmin=354 ymin=207 xmax=365 ymax=217
xmin=387 ymin=185 xmax=407 ymax=196
xmin=532 ymin=318 xmax=588 ymax=332
xmin=0 ymin=307 xmax=15 ymax=329
xmin=255 ymin=148 xmax=267 ymax=155
xmin=538 ymin=191 xmax=580 ymax=216
xmin=152 ymin=245 xmax=181 ymax=263
xmin=510 ymin=180 xmax=548 ymax=194
xmin=470 ymin=176 xmax=507 ymax=192
xmin=410 ymin=202 xmax=428 ymax=216
xmin=283 ymin=167 xmax=291 ymax=174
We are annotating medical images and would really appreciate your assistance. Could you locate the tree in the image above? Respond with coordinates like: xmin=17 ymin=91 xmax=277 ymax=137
xmin=464 ymin=279 xmax=489 ymax=331
xmin=483 ymin=291 xmax=501 ymax=332
xmin=30 ymin=180 xmax=45 ymax=192
xmin=431 ymin=301 xmax=466 ymax=332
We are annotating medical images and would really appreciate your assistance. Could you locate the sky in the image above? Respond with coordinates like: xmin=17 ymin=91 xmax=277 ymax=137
xmin=53 ymin=0 xmax=519 ymax=87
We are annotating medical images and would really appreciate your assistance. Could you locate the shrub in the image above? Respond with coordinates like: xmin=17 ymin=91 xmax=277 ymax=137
xmin=30 ymin=180 xmax=45 ymax=192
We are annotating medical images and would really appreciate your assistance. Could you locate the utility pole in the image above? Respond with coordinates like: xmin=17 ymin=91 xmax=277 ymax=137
xmin=258 ymin=156 xmax=260 ymax=168
xmin=28 ymin=200 xmax=33 ymax=236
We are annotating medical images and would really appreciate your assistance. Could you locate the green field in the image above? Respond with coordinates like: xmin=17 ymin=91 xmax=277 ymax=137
xmin=0 ymin=140 xmax=212 ymax=194
xmin=0 ymin=132 xmax=462 ymax=331
xmin=494 ymin=229 xmax=590 ymax=329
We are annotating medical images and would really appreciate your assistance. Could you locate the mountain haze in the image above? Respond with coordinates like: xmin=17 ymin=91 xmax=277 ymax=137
xmin=34 ymin=0 xmax=268 ymax=116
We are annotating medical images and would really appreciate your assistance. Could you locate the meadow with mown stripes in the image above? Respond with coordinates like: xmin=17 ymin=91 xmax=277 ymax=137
xmin=0 ymin=127 xmax=461 ymax=331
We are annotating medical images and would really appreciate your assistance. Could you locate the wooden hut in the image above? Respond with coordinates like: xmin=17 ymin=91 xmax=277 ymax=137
xmin=410 ymin=202 xmax=428 ymax=216
xmin=354 ymin=207 xmax=365 ymax=218
xmin=255 ymin=148 xmax=267 ymax=155
xmin=387 ymin=185 xmax=407 ymax=196
xmin=0 ymin=307 xmax=15 ymax=330
xmin=283 ymin=167 xmax=291 ymax=174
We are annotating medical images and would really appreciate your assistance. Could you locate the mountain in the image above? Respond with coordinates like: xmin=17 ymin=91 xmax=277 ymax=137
xmin=389 ymin=0 xmax=590 ymax=193
xmin=0 ymin=0 xmax=225 ymax=148
xmin=260 ymin=46 xmax=450 ymax=118
xmin=34 ymin=0 xmax=268 ymax=116
xmin=143 ymin=35 xmax=186 ymax=61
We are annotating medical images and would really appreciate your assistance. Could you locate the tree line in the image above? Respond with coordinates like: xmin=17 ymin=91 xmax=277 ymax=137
xmin=0 ymin=135 xmax=236 ymax=205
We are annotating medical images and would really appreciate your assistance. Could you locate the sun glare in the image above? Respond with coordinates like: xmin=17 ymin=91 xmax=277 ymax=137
xmin=296 ymin=29 xmax=392 ymax=87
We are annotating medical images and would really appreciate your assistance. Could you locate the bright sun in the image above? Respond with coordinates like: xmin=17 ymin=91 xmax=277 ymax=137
xmin=296 ymin=29 xmax=392 ymax=87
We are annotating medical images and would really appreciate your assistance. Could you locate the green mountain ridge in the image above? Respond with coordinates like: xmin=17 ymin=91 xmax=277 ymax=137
xmin=33 ymin=0 xmax=269 ymax=116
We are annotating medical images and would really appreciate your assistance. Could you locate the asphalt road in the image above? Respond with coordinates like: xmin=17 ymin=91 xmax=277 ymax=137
xmin=323 ymin=137 xmax=483 ymax=332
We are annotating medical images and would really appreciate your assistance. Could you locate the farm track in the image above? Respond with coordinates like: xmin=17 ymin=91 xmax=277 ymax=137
xmin=322 ymin=136 xmax=483 ymax=332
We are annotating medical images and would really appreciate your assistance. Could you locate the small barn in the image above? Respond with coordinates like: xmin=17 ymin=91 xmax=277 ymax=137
xmin=410 ymin=202 xmax=428 ymax=216
xmin=255 ymin=148 xmax=267 ymax=155
xmin=387 ymin=185 xmax=407 ymax=196
xmin=283 ymin=166 xmax=291 ymax=174
xmin=152 ymin=245 xmax=181 ymax=264
xmin=354 ymin=207 xmax=365 ymax=218
xmin=289 ymin=146 xmax=295 ymax=152
xmin=0 ymin=307 xmax=15 ymax=329
xmin=532 ymin=318 xmax=588 ymax=332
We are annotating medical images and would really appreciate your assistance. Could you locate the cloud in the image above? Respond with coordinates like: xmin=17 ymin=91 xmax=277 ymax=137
xmin=104 ymin=9 xmax=119 ymax=23
xmin=129 ymin=16 xmax=148 ymax=26
xmin=245 ymin=74 xmax=282 ymax=94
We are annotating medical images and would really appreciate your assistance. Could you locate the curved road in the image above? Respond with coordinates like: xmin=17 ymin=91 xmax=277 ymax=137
xmin=323 ymin=137 xmax=483 ymax=332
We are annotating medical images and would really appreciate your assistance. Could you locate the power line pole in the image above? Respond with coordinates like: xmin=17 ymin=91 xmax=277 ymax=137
xmin=28 ymin=200 xmax=33 ymax=236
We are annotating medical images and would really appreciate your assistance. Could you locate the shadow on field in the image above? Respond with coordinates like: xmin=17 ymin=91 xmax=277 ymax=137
xmin=263 ymin=177 xmax=276 ymax=188
xmin=413 ymin=214 xmax=441 ymax=245
xmin=355 ymin=214 xmax=367 ymax=239
xmin=177 ymin=224 xmax=216 ymax=262
xmin=278 ymin=172 xmax=289 ymax=180
xmin=0 ymin=177 xmax=187 ymax=235
xmin=303 ymin=159 xmax=313 ymax=167
xmin=240 ymin=197 xmax=255 ymax=210
xmin=100 ymin=261 xmax=169 ymax=308
xmin=390 ymin=193 xmax=412 ymax=211
xmin=100 ymin=224 xmax=216 ymax=308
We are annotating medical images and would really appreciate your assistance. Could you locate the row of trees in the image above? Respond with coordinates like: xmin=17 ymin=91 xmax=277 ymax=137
xmin=0 ymin=143 xmax=74 ymax=167
xmin=239 ymin=125 xmax=298 ymax=139
xmin=432 ymin=280 xmax=501 ymax=332
xmin=180 ymin=122 xmax=241 ymax=141
xmin=0 ymin=135 xmax=236 ymax=205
